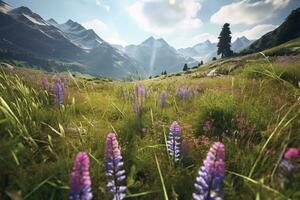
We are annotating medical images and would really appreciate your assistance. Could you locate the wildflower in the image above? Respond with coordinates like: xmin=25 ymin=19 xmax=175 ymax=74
xmin=280 ymin=159 xmax=295 ymax=172
xmin=279 ymin=147 xmax=299 ymax=173
xmin=53 ymin=75 xmax=64 ymax=106
xmin=284 ymin=148 xmax=299 ymax=159
xmin=39 ymin=76 xmax=49 ymax=90
xmin=134 ymin=84 xmax=146 ymax=101
xmin=161 ymin=91 xmax=167 ymax=108
xmin=176 ymin=87 xmax=192 ymax=101
xmin=193 ymin=142 xmax=225 ymax=200
xmin=133 ymin=98 xmax=141 ymax=117
xmin=69 ymin=152 xmax=92 ymax=200
xmin=105 ymin=133 xmax=126 ymax=200
xmin=167 ymin=121 xmax=181 ymax=162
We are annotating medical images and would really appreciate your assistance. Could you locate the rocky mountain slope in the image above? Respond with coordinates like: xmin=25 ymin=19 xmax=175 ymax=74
xmin=242 ymin=7 xmax=300 ymax=54
xmin=0 ymin=3 xmax=143 ymax=79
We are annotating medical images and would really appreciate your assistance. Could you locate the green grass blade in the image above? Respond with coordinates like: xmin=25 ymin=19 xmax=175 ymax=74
xmin=23 ymin=176 xmax=53 ymax=200
xmin=125 ymin=190 xmax=159 ymax=198
xmin=228 ymin=171 xmax=291 ymax=200
xmin=154 ymin=152 xmax=169 ymax=200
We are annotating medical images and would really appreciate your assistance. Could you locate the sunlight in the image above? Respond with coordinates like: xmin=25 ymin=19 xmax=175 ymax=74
xmin=169 ymin=0 xmax=176 ymax=5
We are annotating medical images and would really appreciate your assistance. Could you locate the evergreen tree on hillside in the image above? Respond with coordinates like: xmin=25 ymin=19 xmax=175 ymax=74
xmin=217 ymin=23 xmax=233 ymax=57
xmin=183 ymin=63 xmax=188 ymax=71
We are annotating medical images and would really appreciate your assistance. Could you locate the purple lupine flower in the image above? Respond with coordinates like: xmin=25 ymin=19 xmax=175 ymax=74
xmin=176 ymin=87 xmax=192 ymax=101
xmin=193 ymin=142 xmax=225 ymax=200
xmin=53 ymin=75 xmax=64 ymax=106
xmin=39 ymin=76 xmax=49 ymax=90
xmin=134 ymin=84 xmax=146 ymax=101
xmin=167 ymin=121 xmax=181 ymax=162
xmin=105 ymin=133 xmax=126 ymax=200
xmin=133 ymin=98 xmax=141 ymax=117
xmin=280 ymin=159 xmax=295 ymax=172
xmin=181 ymin=139 xmax=189 ymax=158
xmin=161 ymin=91 xmax=167 ymax=108
xmin=69 ymin=152 xmax=92 ymax=200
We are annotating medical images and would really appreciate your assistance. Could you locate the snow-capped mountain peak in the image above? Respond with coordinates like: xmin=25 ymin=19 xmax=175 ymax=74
xmin=125 ymin=36 xmax=197 ymax=76
xmin=56 ymin=19 xmax=105 ymax=50
xmin=8 ymin=6 xmax=49 ymax=26
xmin=141 ymin=37 xmax=172 ymax=49
xmin=232 ymin=36 xmax=253 ymax=52
xmin=178 ymin=40 xmax=217 ymax=62
xmin=0 ymin=4 xmax=144 ymax=79
xmin=141 ymin=36 xmax=156 ymax=46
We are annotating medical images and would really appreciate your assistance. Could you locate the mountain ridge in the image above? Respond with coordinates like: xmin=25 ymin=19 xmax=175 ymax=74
xmin=178 ymin=37 xmax=253 ymax=62
xmin=125 ymin=37 xmax=198 ymax=76
xmin=242 ymin=7 xmax=300 ymax=54
xmin=0 ymin=4 xmax=143 ymax=79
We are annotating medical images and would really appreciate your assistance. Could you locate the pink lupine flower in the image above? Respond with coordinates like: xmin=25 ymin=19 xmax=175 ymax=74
xmin=284 ymin=148 xmax=299 ymax=159
xmin=69 ymin=152 xmax=92 ymax=200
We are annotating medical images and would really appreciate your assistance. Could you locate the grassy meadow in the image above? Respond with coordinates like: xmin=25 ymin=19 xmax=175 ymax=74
xmin=0 ymin=41 xmax=300 ymax=200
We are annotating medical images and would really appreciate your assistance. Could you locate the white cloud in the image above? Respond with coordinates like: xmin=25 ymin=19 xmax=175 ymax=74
xmin=96 ymin=0 xmax=110 ymax=12
xmin=82 ymin=19 xmax=108 ymax=33
xmin=233 ymin=24 xmax=278 ymax=40
xmin=191 ymin=33 xmax=218 ymax=43
xmin=211 ymin=0 xmax=291 ymax=25
xmin=82 ymin=19 xmax=128 ymax=46
xmin=127 ymin=0 xmax=202 ymax=34
xmin=105 ymin=32 xmax=129 ymax=46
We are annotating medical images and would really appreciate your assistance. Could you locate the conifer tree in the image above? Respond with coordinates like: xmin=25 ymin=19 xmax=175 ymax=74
xmin=183 ymin=63 xmax=188 ymax=71
xmin=217 ymin=23 xmax=233 ymax=57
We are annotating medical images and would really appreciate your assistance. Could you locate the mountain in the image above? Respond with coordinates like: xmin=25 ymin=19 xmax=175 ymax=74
xmin=112 ymin=44 xmax=125 ymax=52
xmin=178 ymin=40 xmax=218 ymax=62
xmin=0 ymin=3 xmax=143 ymax=79
xmin=242 ymin=7 xmax=300 ymax=54
xmin=231 ymin=36 xmax=253 ymax=52
xmin=56 ymin=20 xmax=104 ymax=50
xmin=125 ymin=37 xmax=197 ymax=76
xmin=1 ymin=6 xmax=83 ymax=60
xmin=178 ymin=37 xmax=253 ymax=62
xmin=47 ymin=18 xmax=59 ymax=26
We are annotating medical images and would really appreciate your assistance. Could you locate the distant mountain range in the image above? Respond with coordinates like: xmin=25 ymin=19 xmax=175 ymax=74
xmin=231 ymin=36 xmax=254 ymax=52
xmin=0 ymin=2 xmax=142 ymax=79
xmin=178 ymin=37 xmax=253 ymax=62
xmin=178 ymin=40 xmax=218 ymax=62
xmin=242 ymin=7 xmax=300 ymax=54
xmin=0 ymin=1 xmax=197 ymax=78
xmin=124 ymin=37 xmax=197 ymax=76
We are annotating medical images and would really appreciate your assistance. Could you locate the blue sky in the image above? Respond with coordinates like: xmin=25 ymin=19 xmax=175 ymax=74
xmin=5 ymin=0 xmax=300 ymax=48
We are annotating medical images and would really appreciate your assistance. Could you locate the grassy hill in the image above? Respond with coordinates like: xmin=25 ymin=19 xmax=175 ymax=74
xmin=0 ymin=39 xmax=300 ymax=200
